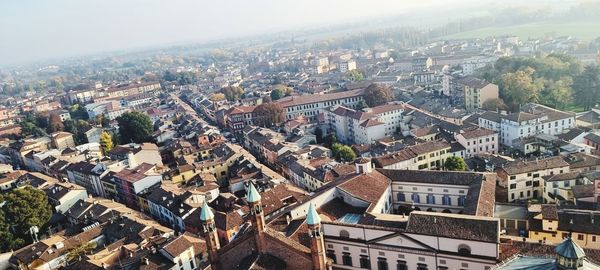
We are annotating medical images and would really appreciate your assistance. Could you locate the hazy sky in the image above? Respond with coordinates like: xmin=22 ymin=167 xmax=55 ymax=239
xmin=2 ymin=0 xmax=475 ymax=65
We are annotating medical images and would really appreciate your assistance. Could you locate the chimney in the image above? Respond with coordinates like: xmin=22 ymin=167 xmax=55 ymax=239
xmin=127 ymin=152 xmax=137 ymax=169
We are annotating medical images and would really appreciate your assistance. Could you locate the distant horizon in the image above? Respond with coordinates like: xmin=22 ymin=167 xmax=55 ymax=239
xmin=0 ymin=0 xmax=586 ymax=67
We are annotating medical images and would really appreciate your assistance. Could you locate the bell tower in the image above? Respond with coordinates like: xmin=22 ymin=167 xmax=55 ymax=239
xmin=200 ymin=200 xmax=221 ymax=270
xmin=306 ymin=203 xmax=329 ymax=270
xmin=247 ymin=182 xmax=267 ymax=253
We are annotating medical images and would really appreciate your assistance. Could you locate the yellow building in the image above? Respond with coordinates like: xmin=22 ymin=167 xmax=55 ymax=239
xmin=529 ymin=205 xmax=600 ymax=249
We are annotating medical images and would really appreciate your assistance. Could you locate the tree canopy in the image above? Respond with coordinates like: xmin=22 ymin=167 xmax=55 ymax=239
xmin=269 ymin=85 xmax=293 ymax=101
xmin=346 ymin=69 xmax=364 ymax=82
xmin=573 ymin=65 xmax=600 ymax=110
xmin=100 ymin=131 xmax=114 ymax=155
xmin=0 ymin=187 xmax=52 ymax=252
xmin=478 ymin=54 xmax=588 ymax=111
xmin=445 ymin=156 xmax=468 ymax=171
xmin=363 ymin=83 xmax=394 ymax=107
xmin=116 ymin=111 xmax=154 ymax=143
xmin=332 ymin=143 xmax=356 ymax=162
xmin=254 ymin=102 xmax=285 ymax=128
xmin=220 ymin=86 xmax=244 ymax=101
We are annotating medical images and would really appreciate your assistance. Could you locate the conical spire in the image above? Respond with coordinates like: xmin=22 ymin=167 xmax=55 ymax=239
xmin=247 ymin=182 xmax=261 ymax=203
xmin=200 ymin=200 xmax=214 ymax=221
xmin=306 ymin=203 xmax=321 ymax=225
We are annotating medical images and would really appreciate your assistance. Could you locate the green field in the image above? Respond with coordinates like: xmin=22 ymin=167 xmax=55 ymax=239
xmin=440 ymin=20 xmax=600 ymax=41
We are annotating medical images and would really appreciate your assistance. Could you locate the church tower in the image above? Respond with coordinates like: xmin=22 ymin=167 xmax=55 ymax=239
xmin=200 ymin=200 xmax=221 ymax=270
xmin=247 ymin=182 xmax=267 ymax=253
xmin=306 ymin=203 xmax=329 ymax=270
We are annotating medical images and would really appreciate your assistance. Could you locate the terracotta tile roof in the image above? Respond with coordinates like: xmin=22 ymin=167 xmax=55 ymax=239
xmin=501 ymin=156 xmax=569 ymax=175
xmin=214 ymin=211 xmax=244 ymax=231
xmin=458 ymin=127 xmax=496 ymax=139
xmin=406 ymin=211 xmax=499 ymax=243
xmin=338 ymin=170 xmax=391 ymax=211
xmin=114 ymin=163 xmax=157 ymax=183
xmin=277 ymin=89 xmax=364 ymax=107
xmin=360 ymin=118 xmax=383 ymax=127
xmin=162 ymin=235 xmax=193 ymax=258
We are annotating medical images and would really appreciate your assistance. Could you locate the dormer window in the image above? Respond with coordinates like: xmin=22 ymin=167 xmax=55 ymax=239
xmin=458 ymin=244 xmax=471 ymax=255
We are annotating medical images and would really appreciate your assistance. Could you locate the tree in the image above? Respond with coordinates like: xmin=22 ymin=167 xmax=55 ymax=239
xmin=315 ymin=128 xmax=324 ymax=144
xmin=482 ymin=98 xmax=509 ymax=111
xmin=0 ymin=187 xmax=52 ymax=252
xmin=220 ymin=86 xmax=244 ymax=101
xmin=270 ymin=88 xmax=286 ymax=101
xmin=48 ymin=113 xmax=64 ymax=133
xmin=539 ymin=78 xmax=573 ymax=110
xmin=573 ymin=65 xmax=600 ymax=110
xmin=210 ymin=93 xmax=226 ymax=102
xmin=498 ymin=68 xmax=542 ymax=111
xmin=69 ymin=104 xmax=89 ymax=120
xmin=270 ymin=84 xmax=293 ymax=101
xmin=254 ymin=103 xmax=285 ymax=128
xmin=445 ymin=156 xmax=468 ymax=171
xmin=117 ymin=112 xmax=154 ymax=143
xmin=363 ymin=83 xmax=393 ymax=107
xmin=346 ymin=69 xmax=364 ymax=82
xmin=332 ymin=143 xmax=356 ymax=162
xmin=356 ymin=100 xmax=368 ymax=110
xmin=66 ymin=242 xmax=97 ymax=263
xmin=99 ymin=131 xmax=114 ymax=155
xmin=324 ymin=133 xmax=337 ymax=148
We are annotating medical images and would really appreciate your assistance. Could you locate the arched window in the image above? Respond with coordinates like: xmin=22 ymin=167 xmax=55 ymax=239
xmin=339 ymin=230 xmax=350 ymax=238
xmin=458 ymin=244 xmax=471 ymax=255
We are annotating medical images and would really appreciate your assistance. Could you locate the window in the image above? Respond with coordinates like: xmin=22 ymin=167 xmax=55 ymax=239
xmin=458 ymin=244 xmax=471 ymax=255
xmin=510 ymin=183 xmax=516 ymax=189
xmin=578 ymin=234 xmax=584 ymax=241
xmin=326 ymin=250 xmax=337 ymax=264
xmin=564 ymin=181 xmax=570 ymax=187
xmin=342 ymin=253 xmax=353 ymax=266
xmin=526 ymin=181 xmax=532 ymax=187
xmin=360 ymin=255 xmax=370 ymax=269
xmin=458 ymin=196 xmax=466 ymax=206
xmin=377 ymin=258 xmax=388 ymax=270
xmin=510 ymin=176 xmax=516 ymax=180
xmin=593 ymin=236 xmax=597 ymax=242
xmin=553 ymin=182 xmax=559 ymax=188
xmin=417 ymin=263 xmax=429 ymax=270
xmin=412 ymin=193 xmax=420 ymax=203
xmin=397 ymin=193 xmax=405 ymax=202
xmin=426 ymin=194 xmax=436 ymax=204
xmin=397 ymin=260 xmax=407 ymax=270
xmin=442 ymin=195 xmax=451 ymax=205
xmin=339 ymin=230 xmax=350 ymax=238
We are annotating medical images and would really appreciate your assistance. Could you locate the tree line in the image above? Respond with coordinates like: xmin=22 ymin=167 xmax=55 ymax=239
xmin=478 ymin=54 xmax=600 ymax=111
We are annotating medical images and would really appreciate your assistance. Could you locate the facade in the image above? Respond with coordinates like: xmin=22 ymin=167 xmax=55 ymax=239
xmin=224 ymin=106 xmax=256 ymax=133
xmin=543 ymin=172 xmax=590 ymax=203
xmin=66 ymin=162 xmax=108 ymax=197
xmin=456 ymin=76 xmax=499 ymax=111
xmin=277 ymin=89 xmax=364 ymax=121
xmin=382 ymin=169 xmax=496 ymax=215
xmin=326 ymin=103 xmax=404 ymax=145
xmin=497 ymin=157 xmax=571 ymax=202
xmin=50 ymin=132 xmax=76 ymax=150
xmin=45 ymin=182 xmax=89 ymax=214
xmin=373 ymin=141 xmax=452 ymax=170
xmin=529 ymin=205 xmax=600 ymax=249
xmin=323 ymin=211 xmax=500 ymax=270
xmin=478 ymin=103 xmax=576 ymax=148
xmin=455 ymin=127 xmax=498 ymax=158
xmin=338 ymin=60 xmax=357 ymax=73
xmin=110 ymin=163 xmax=163 ymax=208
